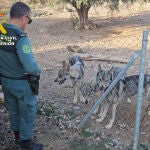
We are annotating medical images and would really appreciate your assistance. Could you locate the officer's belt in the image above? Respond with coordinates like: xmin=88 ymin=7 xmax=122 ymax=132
xmin=0 ymin=74 xmax=28 ymax=80
xmin=0 ymin=73 xmax=40 ymax=95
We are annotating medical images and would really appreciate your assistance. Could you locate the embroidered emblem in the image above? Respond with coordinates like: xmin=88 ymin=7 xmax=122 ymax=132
xmin=22 ymin=44 xmax=31 ymax=53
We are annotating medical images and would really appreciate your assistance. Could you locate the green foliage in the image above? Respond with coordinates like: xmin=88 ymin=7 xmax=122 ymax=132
xmin=65 ymin=110 xmax=78 ymax=119
xmin=29 ymin=0 xmax=61 ymax=6
xmin=79 ymin=122 xmax=93 ymax=138
xmin=36 ymin=102 xmax=54 ymax=116
xmin=56 ymin=115 xmax=64 ymax=121
xmin=36 ymin=105 xmax=43 ymax=115
xmin=70 ymin=137 xmax=113 ymax=150
xmin=59 ymin=0 xmax=150 ymax=10
xmin=99 ymin=137 xmax=113 ymax=150
xmin=29 ymin=0 xmax=39 ymax=4
xmin=81 ymin=129 xmax=93 ymax=138
xmin=43 ymin=106 xmax=53 ymax=116
xmin=138 ymin=143 xmax=150 ymax=150
xmin=70 ymin=139 xmax=98 ymax=150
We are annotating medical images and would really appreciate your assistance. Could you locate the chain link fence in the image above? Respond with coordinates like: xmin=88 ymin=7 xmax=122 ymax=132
xmin=0 ymin=0 xmax=150 ymax=149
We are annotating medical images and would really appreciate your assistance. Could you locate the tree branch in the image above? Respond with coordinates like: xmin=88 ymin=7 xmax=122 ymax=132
xmin=81 ymin=55 xmax=127 ymax=64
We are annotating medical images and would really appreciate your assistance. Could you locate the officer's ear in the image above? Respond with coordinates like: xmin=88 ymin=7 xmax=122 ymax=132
xmin=22 ymin=15 xmax=29 ymax=24
xmin=19 ymin=15 xmax=27 ymax=25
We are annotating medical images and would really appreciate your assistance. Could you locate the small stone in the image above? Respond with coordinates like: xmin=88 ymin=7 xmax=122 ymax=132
xmin=148 ymin=111 xmax=150 ymax=116
xmin=91 ymin=116 xmax=95 ymax=120
xmin=74 ymin=106 xmax=80 ymax=110
xmin=141 ymin=132 xmax=146 ymax=135
xmin=95 ymin=137 xmax=101 ymax=141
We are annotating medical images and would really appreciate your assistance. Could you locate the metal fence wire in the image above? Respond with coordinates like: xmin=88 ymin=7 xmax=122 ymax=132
xmin=78 ymin=31 xmax=150 ymax=150
xmin=0 ymin=1 xmax=150 ymax=150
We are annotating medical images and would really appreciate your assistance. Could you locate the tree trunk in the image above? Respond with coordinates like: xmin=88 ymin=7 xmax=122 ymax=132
xmin=71 ymin=2 xmax=98 ymax=30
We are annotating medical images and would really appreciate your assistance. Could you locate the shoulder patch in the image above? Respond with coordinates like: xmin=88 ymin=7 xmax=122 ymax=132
xmin=22 ymin=44 xmax=31 ymax=53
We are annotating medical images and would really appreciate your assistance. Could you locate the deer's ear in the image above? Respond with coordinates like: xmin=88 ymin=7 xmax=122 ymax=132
xmin=98 ymin=64 xmax=101 ymax=72
xmin=62 ymin=60 xmax=66 ymax=68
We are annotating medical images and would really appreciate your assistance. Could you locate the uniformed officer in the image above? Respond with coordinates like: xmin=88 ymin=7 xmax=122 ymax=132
xmin=0 ymin=2 xmax=43 ymax=150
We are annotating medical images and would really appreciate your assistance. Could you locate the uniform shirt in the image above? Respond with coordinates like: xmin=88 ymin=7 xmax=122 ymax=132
xmin=0 ymin=23 xmax=41 ymax=78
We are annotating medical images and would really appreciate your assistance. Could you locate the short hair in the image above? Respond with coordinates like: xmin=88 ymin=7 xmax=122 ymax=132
xmin=10 ymin=2 xmax=31 ymax=19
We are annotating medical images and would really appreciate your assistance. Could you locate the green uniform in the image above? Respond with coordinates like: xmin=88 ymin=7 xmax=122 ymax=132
xmin=0 ymin=23 xmax=41 ymax=140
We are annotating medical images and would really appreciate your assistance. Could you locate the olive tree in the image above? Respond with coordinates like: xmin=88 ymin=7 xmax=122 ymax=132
xmin=59 ymin=0 xmax=150 ymax=29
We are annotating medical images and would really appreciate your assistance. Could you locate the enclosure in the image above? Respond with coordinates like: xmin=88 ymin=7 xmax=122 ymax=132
xmin=0 ymin=0 xmax=150 ymax=150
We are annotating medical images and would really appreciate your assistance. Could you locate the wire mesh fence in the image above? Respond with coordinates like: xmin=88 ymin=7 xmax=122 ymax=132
xmin=79 ymin=47 xmax=150 ymax=145
xmin=0 ymin=0 xmax=150 ymax=149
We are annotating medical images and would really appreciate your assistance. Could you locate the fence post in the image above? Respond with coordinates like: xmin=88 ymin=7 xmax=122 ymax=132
xmin=133 ymin=30 xmax=149 ymax=150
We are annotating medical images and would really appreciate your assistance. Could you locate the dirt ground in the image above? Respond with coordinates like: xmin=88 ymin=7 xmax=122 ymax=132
xmin=0 ymin=3 xmax=150 ymax=150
